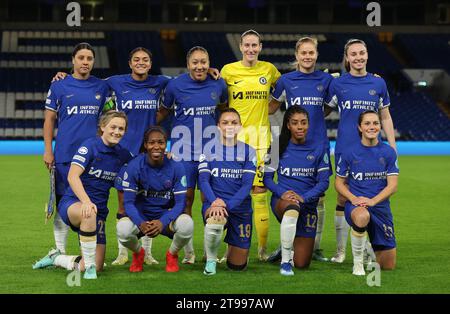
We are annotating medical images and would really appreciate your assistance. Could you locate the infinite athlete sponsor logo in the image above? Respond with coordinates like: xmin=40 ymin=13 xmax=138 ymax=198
xmin=341 ymin=100 xmax=376 ymax=110
xmin=121 ymin=99 xmax=158 ymax=110
xmin=281 ymin=166 xmax=315 ymax=177
xmin=352 ymin=171 xmax=387 ymax=180
xmin=211 ymin=167 xmax=243 ymax=179
xmin=290 ymin=96 xmax=323 ymax=106
xmin=88 ymin=167 xmax=118 ymax=181
xmin=67 ymin=105 xmax=99 ymax=115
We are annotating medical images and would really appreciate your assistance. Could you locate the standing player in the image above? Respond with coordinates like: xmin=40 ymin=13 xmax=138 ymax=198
xmin=106 ymin=47 xmax=170 ymax=266
xmin=335 ymin=110 xmax=398 ymax=275
xmin=264 ymin=106 xmax=330 ymax=276
xmin=326 ymin=39 xmax=396 ymax=263
xmin=268 ymin=37 xmax=333 ymax=262
xmin=157 ymin=46 xmax=228 ymax=264
xmin=50 ymin=47 xmax=174 ymax=266
xmin=41 ymin=42 xmax=111 ymax=260
xmin=33 ymin=111 xmax=132 ymax=279
xmin=116 ymin=126 xmax=193 ymax=273
xmin=198 ymin=108 xmax=256 ymax=275
xmin=221 ymin=30 xmax=281 ymax=261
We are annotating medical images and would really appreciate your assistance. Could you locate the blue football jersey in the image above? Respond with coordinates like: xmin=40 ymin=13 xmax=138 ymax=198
xmin=272 ymin=70 xmax=332 ymax=146
xmin=161 ymin=73 xmax=228 ymax=161
xmin=119 ymin=154 xmax=187 ymax=228
xmin=325 ymin=72 xmax=390 ymax=155
xmin=336 ymin=141 xmax=399 ymax=208
xmin=198 ymin=141 xmax=256 ymax=212
xmin=105 ymin=74 xmax=171 ymax=155
xmin=264 ymin=141 xmax=330 ymax=205
xmin=45 ymin=75 xmax=110 ymax=163
xmin=66 ymin=137 xmax=133 ymax=212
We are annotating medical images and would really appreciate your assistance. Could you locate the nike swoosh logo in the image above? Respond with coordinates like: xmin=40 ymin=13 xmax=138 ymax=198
xmin=291 ymin=86 xmax=299 ymax=90
xmin=122 ymin=90 xmax=130 ymax=94
xmin=234 ymin=80 xmax=243 ymax=84
xmin=261 ymin=218 xmax=268 ymax=222
xmin=66 ymin=94 xmax=74 ymax=98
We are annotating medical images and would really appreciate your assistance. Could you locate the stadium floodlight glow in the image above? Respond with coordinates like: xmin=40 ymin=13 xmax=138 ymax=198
xmin=417 ymin=81 xmax=427 ymax=87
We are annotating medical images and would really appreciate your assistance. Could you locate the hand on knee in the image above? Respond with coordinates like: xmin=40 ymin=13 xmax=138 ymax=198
xmin=206 ymin=216 xmax=227 ymax=226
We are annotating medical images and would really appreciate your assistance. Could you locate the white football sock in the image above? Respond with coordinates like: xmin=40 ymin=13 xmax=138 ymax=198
xmin=280 ymin=211 xmax=298 ymax=264
xmin=141 ymin=236 xmax=153 ymax=256
xmin=351 ymin=229 xmax=367 ymax=265
xmin=170 ymin=214 xmax=194 ymax=255
xmin=80 ymin=239 xmax=96 ymax=270
xmin=54 ymin=255 xmax=79 ymax=270
xmin=314 ymin=198 xmax=325 ymax=251
xmin=204 ymin=223 xmax=224 ymax=262
xmin=335 ymin=213 xmax=350 ymax=253
xmin=53 ymin=211 xmax=69 ymax=254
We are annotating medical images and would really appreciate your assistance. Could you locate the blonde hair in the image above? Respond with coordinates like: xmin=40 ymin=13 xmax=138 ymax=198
xmin=292 ymin=36 xmax=318 ymax=70
xmin=342 ymin=38 xmax=367 ymax=72
xmin=97 ymin=110 xmax=128 ymax=136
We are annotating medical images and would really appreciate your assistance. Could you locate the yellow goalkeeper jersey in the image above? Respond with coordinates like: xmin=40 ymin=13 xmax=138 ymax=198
xmin=221 ymin=61 xmax=281 ymax=149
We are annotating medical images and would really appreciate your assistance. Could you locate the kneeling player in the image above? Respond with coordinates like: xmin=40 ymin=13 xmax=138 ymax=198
xmin=335 ymin=110 xmax=398 ymax=275
xmin=198 ymin=109 xmax=256 ymax=275
xmin=263 ymin=106 xmax=330 ymax=276
xmin=33 ymin=111 xmax=132 ymax=279
xmin=116 ymin=126 xmax=193 ymax=273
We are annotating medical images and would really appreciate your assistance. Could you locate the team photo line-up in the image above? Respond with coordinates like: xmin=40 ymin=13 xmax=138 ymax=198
xmin=32 ymin=29 xmax=399 ymax=279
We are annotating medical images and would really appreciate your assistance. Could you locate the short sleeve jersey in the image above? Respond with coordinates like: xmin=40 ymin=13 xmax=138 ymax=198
xmin=325 ymin=73 xmax=390 ymax=155
xmin=45 ymin=75 xmax=110 ymax=163
xmin=266 ymin=141 xmax=331 ymax=205
xmin=336 ymin=141 xmax=399 ymax=208
xmin=161 ymin=73 xmax=228 ymax=161
xmin=66 ymin=137 xmax=133 ymax=210
xmin=272 ymin=70 xmax=332 ymax=147
xmin=221 ymin=61 xmax=281 ymax=149
xmin=105 ymin=74 xmax=171 ymax=155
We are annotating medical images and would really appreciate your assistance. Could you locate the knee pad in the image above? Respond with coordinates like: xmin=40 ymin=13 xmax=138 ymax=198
xmin=206 ymin=216 xmax=227 ymax=226
xmin=116 ymin=217 xmax=133 ymax=240
xmin=352 ymin=225 xmax=367 ymax=233
xmin=174 ymin=214 xmax=194 ymax=237
xmin=226 ymin=260 xmax=247 ymax=271
xmin=79 ymin=229 xmax=96 ymax=242
xmin=284 ymin=204 xmax=300 ymax=218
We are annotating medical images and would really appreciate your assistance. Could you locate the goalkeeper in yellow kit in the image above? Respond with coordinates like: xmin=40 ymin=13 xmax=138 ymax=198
xmin=221 ymin=30 xmax=281 ymax=261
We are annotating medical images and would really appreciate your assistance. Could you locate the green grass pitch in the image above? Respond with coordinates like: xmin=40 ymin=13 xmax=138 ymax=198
xmin=1 ymin=155 xmax=449 ymax=294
